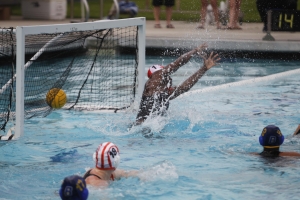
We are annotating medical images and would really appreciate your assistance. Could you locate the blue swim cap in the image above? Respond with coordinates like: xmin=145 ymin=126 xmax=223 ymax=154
xmin=259 ymin=125 xmax=284 ymax=147
xmin=59 ymin=175 xmax=88 ymax=200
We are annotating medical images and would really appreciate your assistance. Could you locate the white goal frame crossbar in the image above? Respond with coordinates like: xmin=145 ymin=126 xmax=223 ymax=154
xmin=15 ymin=17 xmax=146 ymax=139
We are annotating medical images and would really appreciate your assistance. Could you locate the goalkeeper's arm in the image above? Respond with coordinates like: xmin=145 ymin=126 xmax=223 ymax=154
xmin=162 ymin=43 xmax=208 ymax=76
xmin=169 ymin=52 xmax=220 ymax=100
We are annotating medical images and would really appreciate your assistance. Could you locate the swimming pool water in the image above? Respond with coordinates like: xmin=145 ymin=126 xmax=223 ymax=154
xmin=1 ymin=58 xmax=300 ymax=200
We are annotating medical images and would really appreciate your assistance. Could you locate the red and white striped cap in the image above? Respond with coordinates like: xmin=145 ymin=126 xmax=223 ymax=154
xmin=93 ymin=142 xmax=120 ymax=170
xmin=147 ymin=65 xmax=164 ymax=78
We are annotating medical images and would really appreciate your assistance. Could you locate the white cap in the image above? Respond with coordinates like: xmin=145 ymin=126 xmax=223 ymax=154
xmin=147 ymin=65 xmax=164 ymax=78
xmin=93 ymin=142 xmax=120 ymax=170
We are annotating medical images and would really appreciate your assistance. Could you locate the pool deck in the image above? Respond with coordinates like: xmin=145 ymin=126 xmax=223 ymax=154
xmin=1 ymin=16 xmax=300 ymax=56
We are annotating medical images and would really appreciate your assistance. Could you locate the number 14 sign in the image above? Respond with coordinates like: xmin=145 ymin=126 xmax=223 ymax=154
xmin=271 ymin=10 xmax=300 ymax=31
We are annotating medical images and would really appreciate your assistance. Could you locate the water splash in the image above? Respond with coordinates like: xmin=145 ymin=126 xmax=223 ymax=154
xmin=138 ymin=160 xmax=178 ymax=182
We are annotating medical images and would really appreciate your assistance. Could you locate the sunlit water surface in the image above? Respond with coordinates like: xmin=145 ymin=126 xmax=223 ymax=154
xmin=1 ymin=57 xmax=300 ymax=200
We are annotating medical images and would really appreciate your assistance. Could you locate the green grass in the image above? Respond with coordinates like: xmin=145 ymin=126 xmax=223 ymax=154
xmin=10 ymin=0 xmax=300 ymax=23
xmin=10 ymin=4 xmax=22 ymax=16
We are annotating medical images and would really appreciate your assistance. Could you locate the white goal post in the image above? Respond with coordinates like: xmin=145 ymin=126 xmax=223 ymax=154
xmin=13 ymin=17 xmax=146 ymax=139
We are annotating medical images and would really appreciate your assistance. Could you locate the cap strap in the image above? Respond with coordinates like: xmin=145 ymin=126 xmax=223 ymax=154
xmin=263 ymin=146 xmax=280 ymax=148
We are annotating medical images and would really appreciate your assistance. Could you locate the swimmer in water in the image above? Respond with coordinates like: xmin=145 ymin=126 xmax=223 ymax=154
xmin=135 ymin=43 xmax=220 ymax=125
xmin=59 ymin=175 xmax=89 ymax=200
xmin=256 ymin=125 xmax=300 ymax=157
xmin=83 ymin=142 xmax=138 ymax=187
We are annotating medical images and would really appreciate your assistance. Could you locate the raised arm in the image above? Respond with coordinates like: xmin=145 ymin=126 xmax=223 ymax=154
xmin=162 ymin=44 xmax=208 ymax=76
xmin=169 ymin=52 xmax=220 ymax=100
xmin=293 ymin=124 xmax=300 ymax=136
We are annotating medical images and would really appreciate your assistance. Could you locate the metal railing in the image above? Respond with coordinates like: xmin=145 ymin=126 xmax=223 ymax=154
xmin=70 ymin=0 xmax=90 ymax=22
xmin=113 ymin=0 xmax=120 ymax=19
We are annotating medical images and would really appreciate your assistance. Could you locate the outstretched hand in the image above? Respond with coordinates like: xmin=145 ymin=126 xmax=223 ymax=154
xmin=202 ymin=52 xmax=220 ymax=70
xmin=195 ymin=43 xmax=208 ymax=55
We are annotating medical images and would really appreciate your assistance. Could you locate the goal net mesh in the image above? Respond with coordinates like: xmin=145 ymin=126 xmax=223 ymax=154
xmin=0 ymin=26 xmax=139 ymax=132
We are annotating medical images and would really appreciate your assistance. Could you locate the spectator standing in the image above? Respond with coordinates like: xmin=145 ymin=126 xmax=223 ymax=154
xmin=197 ymin=0 xmax=221 ymax=29
xmin=227 ymin=0 xmax=242 ymax=29
xmin=152 ymin=0 xmax=175 ymax=28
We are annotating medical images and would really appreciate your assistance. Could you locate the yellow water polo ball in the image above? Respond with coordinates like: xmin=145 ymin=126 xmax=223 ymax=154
xmin=46 ymin=88 xmax=67 ymax=109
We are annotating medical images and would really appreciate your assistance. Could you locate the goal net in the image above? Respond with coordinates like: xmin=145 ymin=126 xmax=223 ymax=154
xmin=0 ymin=18 xmax=145 ymax=139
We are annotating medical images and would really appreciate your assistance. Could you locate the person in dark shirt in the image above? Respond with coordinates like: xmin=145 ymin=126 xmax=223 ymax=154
xmin=135 ymin=43 xmax=220 ymax=125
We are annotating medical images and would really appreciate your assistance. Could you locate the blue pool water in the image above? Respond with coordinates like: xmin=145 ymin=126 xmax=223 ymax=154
xmin=1 ymin=57 xmax=300 ymax=200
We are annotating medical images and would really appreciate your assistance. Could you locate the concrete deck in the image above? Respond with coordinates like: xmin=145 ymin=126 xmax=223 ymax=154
xmin=146 ymin=20 xmax=300 ymax=53
xmin=1 ymin=16 xmax=300 ymax=56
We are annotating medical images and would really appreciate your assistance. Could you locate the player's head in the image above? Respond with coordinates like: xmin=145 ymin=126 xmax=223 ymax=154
xmin=59 ymin=175 xmax=88 ymax=200
xmin=93 ymin=142 xmax=120 ymax=170
xmin=147 ymin=65 xmax=164 ymax=78
xmin=259 ymin=125 xmax=284 ymax=148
